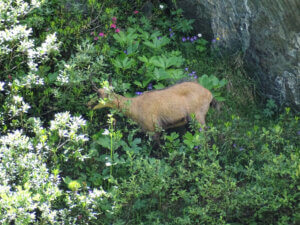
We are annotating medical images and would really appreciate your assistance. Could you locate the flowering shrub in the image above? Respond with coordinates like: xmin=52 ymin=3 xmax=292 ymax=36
xmin=0 ymin=110 xmax=100 ymax=224
xmin=0 ymin=130 xmax=61 ymax=224
xmin=0 ymin=1 xmax=299 ymax=224
xmin=0 ymin=0 xmax=60 ymax=87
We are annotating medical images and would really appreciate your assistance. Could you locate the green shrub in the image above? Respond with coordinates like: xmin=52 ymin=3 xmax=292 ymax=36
xmin=0 ymin=1 xmax=299 ymax=224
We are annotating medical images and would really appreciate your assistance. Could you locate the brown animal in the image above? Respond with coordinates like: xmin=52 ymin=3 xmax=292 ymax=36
xmin=88 ymin=82 xmax=213 ymax=140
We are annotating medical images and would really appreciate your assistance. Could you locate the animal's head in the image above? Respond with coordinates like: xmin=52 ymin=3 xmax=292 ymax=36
xmin=87 ymin=88 xmax=110 ymax=110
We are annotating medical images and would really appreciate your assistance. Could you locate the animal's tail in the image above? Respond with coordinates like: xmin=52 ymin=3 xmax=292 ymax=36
xmin=210 ymin=98 xmax=221 ymax=112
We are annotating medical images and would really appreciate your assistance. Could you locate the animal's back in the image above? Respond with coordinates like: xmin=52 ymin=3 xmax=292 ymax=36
xmin=140 ymin=82 xmax=212 ymax=107
xmin=131 ymin=82 xmax=212 ymax=131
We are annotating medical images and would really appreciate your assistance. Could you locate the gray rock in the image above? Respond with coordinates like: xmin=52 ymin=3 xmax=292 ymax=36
xmin=175 ymin=0 xmax=300 ymax=110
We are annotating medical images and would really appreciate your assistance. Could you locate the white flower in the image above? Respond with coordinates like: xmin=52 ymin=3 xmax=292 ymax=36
xmin=21 ymin=103 xmax=31 ymax=113
xmin=21 ymin=73 xmax=44 ymax=87
xmin=102 ymin=129 xmax=110 ymax=135
xmin=197 ymin=33 xmax=202 ymax=38
xmin=74 ymin=134 xmax=89 ymax=142
xmin=18 ymin=39 xmax=34 ymax=52
xmin=0 ymin=130 xmax=33 ymax=150
xmin=13 ymin=95 xmax=23 ymax=103
xmin=50 ymin=112 xmax=71 ymax=130
xmin=36 ymin=143 xmax=43 ymax=150
xmin=0 ymin=82 xmax=5 ymax=91
xmin=105 ymin=162 xmax=112 ymax=167
xmin=70 ymin=116 xmax=86 ymax=129
xmin=27 ymin=60 xmax=38 ymax=71
xmin=159 ymin=4 xmax=164 ymax=9
xmin=37 ymin=33 xmax=59 ymax=58
xmin=31 ymin=0 xmax=41 ymax=8
xmin=57 ymin=70 xmax=69 ymax=84
xmin=58 ymin=129 xmax=69 ymax=138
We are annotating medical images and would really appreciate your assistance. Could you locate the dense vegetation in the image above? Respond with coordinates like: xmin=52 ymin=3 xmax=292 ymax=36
xmin=0 ymin=1 xmax=299 ymax=224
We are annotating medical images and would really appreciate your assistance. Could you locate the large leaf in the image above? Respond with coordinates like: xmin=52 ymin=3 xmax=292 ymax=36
xmin=126 ymin=42 xmax=139 ymax=55
xmin=150 ymin=56 xmax=167 ymax=69
xmin=113 ymin=28 xmax=138 ymax=47
xmin=138 ymin=55 xmax=149 ymax=64
xmin=153 ymin=68 xmax=170 ymax=81
xmin=143 ymin=35 xmax=170 ymax=51
xmin=168 ymin=69 xmax=185 ymax=80
xmin=112 ymin=55 xmax=135 ymax=70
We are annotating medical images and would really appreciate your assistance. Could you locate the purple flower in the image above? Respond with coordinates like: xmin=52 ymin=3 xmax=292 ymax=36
xmin=182 ymin=37 xmax=186 ymax=42
xmin=187 ymin=37 xmax=190 ymax=40
xmin=297 ymin=130 xmax=300 ymax=135
xmin=199 ymin=128 xmax=203 ymax=132
xmin=194 ymin=75 xmax=198 ymax=79
xmin=135 ymin=92 xmax=143 ymax=95
xmin=188 ymin=73 xmax=193 ymax=76
xmin=192 ymin=71 xmax=196 ymax=74
xmin=170 ymin=32 xmax=174 ymax=37
xmin=239 ymin=147 xmax=244 ymax=151
xmin=185 ymin=67 xmax=189 ymax=71
xmin=157 ymin=37 xmax=161 ymax=40
xmin=148 ymin=83 xmax=153 ymax=90
xmin=233 ymin=144 xmax=237 ymax=148
xmin=124 ymin=50 xmax=127 ymax=54
xmin=212 ymin=39 xmax=216 ymax=43
xmin=169 ymin=28 xmax=172 ymax=32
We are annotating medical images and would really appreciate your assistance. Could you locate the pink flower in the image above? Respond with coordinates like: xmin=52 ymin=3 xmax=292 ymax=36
xmin=110 ymin=23 xmax=116 ymax=29
xmin=112 ymin=17 xmax=117 ymax=22
xmin=134 ymin=10 xmax=139 ymax=14
xmin=115 ymin=28 xmax=120 ymax=33
xmin=99 ymin=32 xmax=104 ymax=37
xmin=90 ymin=32 xmax=95 ymax=36
xmin=94 ymin=37 xmax=98 ymax=41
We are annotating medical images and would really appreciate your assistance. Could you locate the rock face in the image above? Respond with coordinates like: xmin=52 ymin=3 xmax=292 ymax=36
xmin=175 ymin=0 xmax=300 ymax=110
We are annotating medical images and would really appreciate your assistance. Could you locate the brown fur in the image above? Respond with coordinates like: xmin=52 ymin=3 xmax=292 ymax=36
xmin=88 ymin=82 xmax=213 ymax=135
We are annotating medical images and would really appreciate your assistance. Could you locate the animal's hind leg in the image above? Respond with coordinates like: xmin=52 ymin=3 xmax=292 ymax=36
xmin=152 ymin=132 xmax=161 ymax=145
xmin=195 ymin=112 xmax=206 ymax=125
xmin=195 ymin=103 xmax=210 ymax=126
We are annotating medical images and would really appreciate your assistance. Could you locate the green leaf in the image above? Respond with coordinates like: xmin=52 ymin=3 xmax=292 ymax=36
xmin=133 ymin=81 xmax=143 ymax=87
xmin=127 ymin=42 xmax=139 ymax=55
xmin=153 ymin=83 xmax=165 ymax=90
xmin=153 ymin=68 xmax=170 ymax=81
xmin=142 ymin=78 xmax=153 ymax=88
xmin=183 ymin=132 xmax=195 ymax=149
xmin=168 ymin=69 xmax=185 ymax=80
xmin=48 ymin=72 xmax=58 ymax=83
xmin=214 ymin=96 xmax=226 ymax=101
xmin=150 ymin=56 xmax=167 ymax=69
xmin=113 ymin=28 xmax=138 ymax=47
xmin=112 ymin=55 xmax=135 ymax=70
xmin=97 ymin=136 xmax=111 ymax=149
xmin=138 ymin=55 xmax=149 ymax=64
xmin=143 ymin=35 xmax=170 ymax=51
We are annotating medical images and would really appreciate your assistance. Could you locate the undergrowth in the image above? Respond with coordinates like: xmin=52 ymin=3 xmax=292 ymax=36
xmin=0 ymin=0 xmax=299 ymax=224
